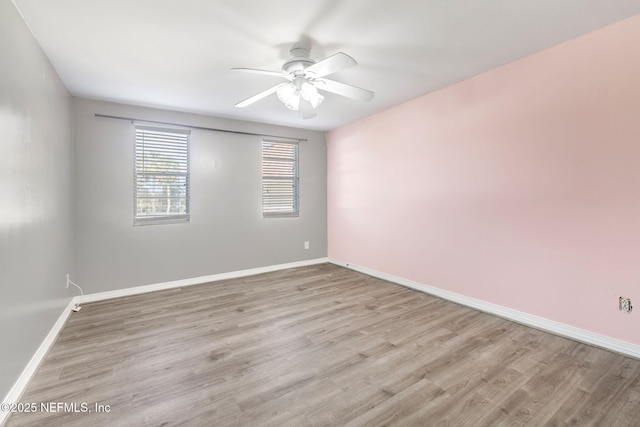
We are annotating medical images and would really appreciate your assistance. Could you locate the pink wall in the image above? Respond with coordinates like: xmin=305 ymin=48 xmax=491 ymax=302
xmin=327 ymin=14 xmax=640 ymax=345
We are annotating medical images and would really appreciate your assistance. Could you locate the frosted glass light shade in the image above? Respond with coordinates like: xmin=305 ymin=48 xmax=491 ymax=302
xmin=301 ymin=82 xmax=324 ymax=108
xmin=277 ymin=83 xmax=300 ymax=110
xmin=277 ymin=80 xmax=323 ymax=111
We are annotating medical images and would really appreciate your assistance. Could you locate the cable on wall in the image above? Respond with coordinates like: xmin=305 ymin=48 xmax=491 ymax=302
xmin=66 ymin=275 xmax=84 ymax=312
xmin=94 ymin=114 xmax=308 ymax=142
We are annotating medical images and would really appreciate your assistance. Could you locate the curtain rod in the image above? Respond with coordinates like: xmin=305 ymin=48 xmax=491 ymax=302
xmin=94 ymin=113 xmax=307 ymax=142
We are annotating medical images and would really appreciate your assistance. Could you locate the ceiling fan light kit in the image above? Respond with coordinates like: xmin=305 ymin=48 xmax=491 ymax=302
xmin=276 ymin=77 xmax=325 ymax=111
xmin=233 ymin=46 xmax=374 ymax=119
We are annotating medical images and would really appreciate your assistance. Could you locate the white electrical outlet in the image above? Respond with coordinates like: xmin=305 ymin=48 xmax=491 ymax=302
xmin=304 ymin=241 xmax=309 ymax=250
xmin=619 ymin=297 xmax=633 ymax=313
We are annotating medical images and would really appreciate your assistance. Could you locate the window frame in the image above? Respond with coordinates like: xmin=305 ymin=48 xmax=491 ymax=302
xmin=133 ymin=125 xmax=191 ymax=226
xmin=261 ymin=139 xmax=299 ymax=218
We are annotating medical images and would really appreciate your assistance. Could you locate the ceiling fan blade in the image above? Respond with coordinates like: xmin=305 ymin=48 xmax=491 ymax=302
xmin=235 ymin=84 xmax=282 ymax=108
xmin=315 ymin=79 xmax=374 ymax=102
xmin=231 ymin=68 xmax=289 ymax=79
xmin=299 ymin=98 xmax=317 ymax=119
xmin=304 ymin=52 xmax=357 ymax=77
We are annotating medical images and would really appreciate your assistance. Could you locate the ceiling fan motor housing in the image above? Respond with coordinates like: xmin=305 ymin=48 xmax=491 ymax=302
xmin=282 ymin=47 xmax=316 ymax=73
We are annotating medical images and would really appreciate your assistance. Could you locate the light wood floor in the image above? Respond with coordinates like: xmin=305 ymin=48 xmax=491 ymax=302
xmin=6 ymin=263 xmax=640 ymax=426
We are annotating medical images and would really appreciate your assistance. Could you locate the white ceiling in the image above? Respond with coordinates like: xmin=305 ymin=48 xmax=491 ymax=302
xmin=13 ymin=0 xmax=640 ymax=131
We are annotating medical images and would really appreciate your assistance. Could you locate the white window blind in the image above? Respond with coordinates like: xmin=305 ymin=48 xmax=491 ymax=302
xmin=262 ymin=140 xmax=299 ymax=217
xmin=134 ymin=126 xmax=190 ymax=225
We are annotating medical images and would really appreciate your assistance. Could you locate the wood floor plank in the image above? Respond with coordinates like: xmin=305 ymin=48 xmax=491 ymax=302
xmin=5 ymin=263 xmax=640 ymax=426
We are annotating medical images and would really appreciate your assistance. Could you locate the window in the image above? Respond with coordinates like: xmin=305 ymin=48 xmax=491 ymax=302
xmin=262 ymin=140 xmax=299 ymax=217
xmin=134 ymin=126 xmax=190 ymax=225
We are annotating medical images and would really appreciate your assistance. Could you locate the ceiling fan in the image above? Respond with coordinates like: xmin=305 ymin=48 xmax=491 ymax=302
xmin=232 ymin=46 xmax=374 ymax=119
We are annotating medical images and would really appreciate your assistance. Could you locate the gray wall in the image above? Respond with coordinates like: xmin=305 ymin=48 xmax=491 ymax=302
xmin=73 ymin=98 xmax=327 ymax=293
xmin=0 ymin=2 xmax=327 ymax=401
xmin=0 ymin=0 xmax=74 ymax=399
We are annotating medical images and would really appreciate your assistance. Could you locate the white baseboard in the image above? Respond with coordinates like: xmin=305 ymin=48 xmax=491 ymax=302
xmin=80 ymin=257 xmax=329 ymax=304
xmin=1 ymin=257 xmax=328 ymax=427
xmin=1 ymin=298 xmax=79 ymax=427
xmin=330 ymin=258 xmax=640 ymax=359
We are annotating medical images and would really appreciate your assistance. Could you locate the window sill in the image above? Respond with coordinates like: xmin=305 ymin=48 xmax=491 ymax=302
xmin=134 ymin=215 xmax=190 ymax=226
